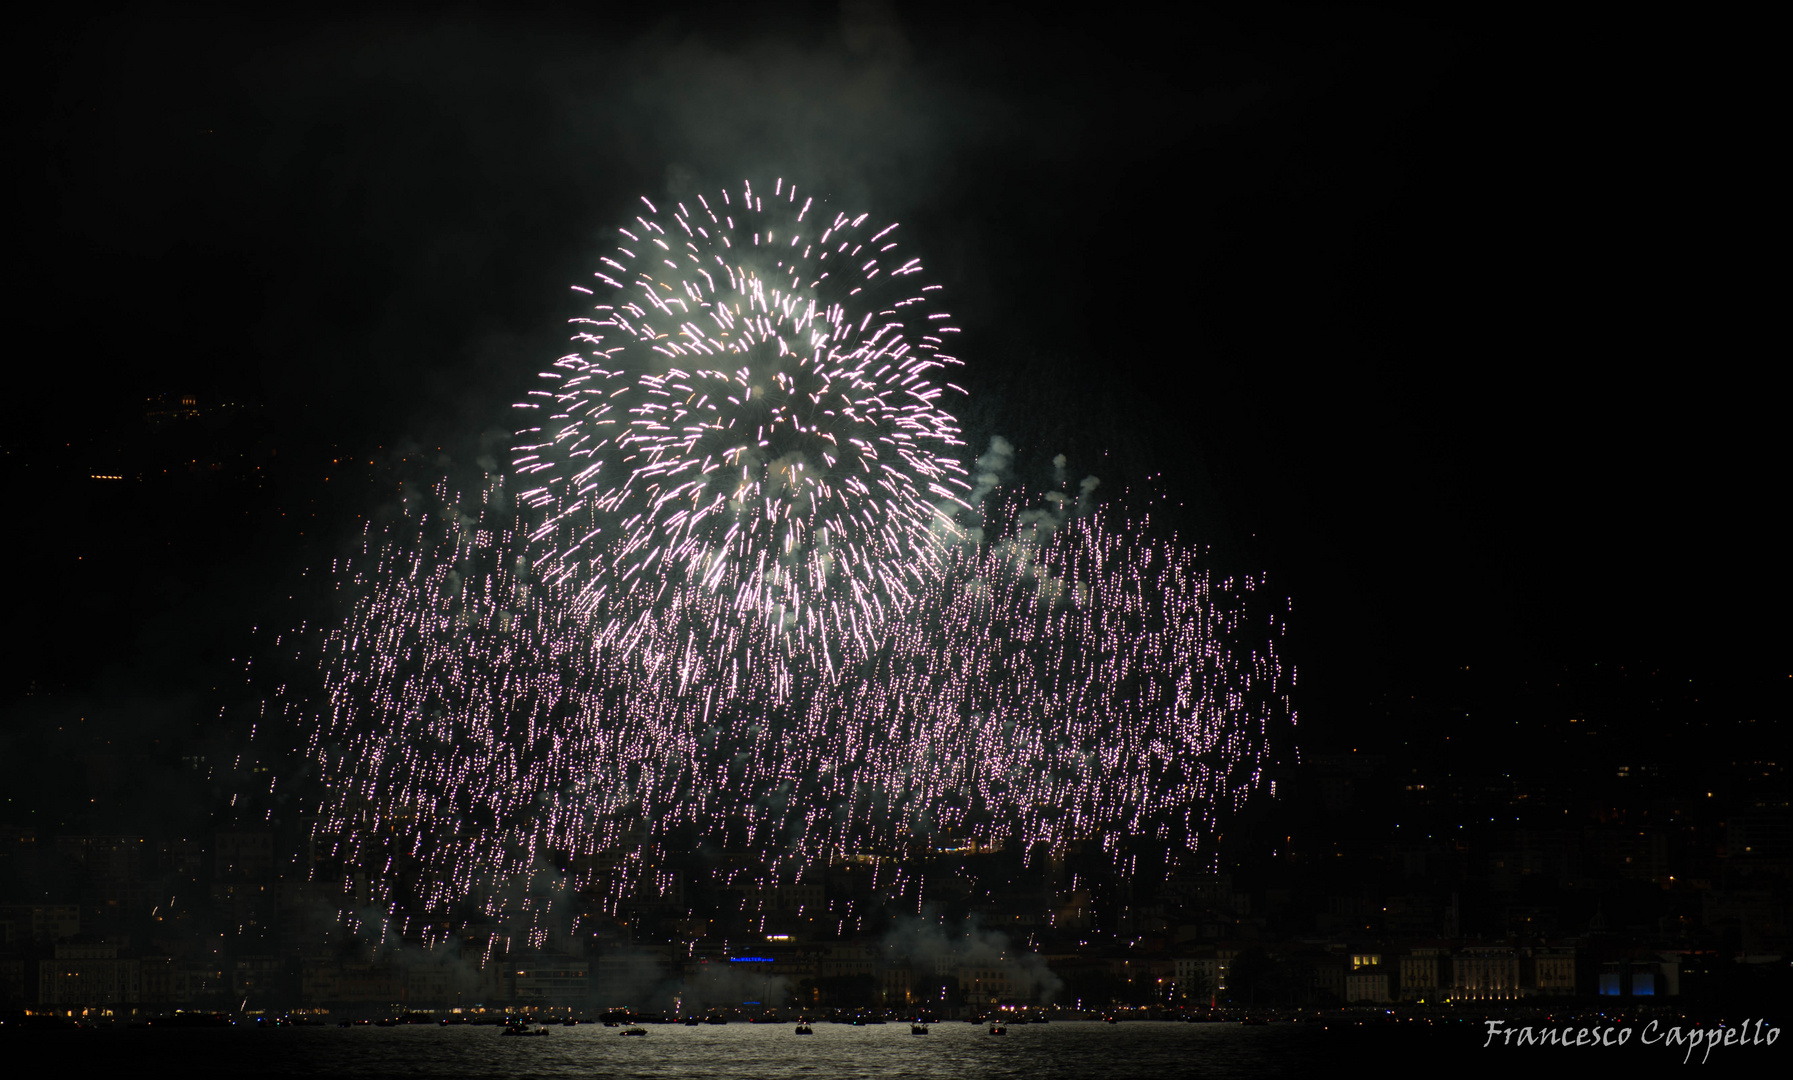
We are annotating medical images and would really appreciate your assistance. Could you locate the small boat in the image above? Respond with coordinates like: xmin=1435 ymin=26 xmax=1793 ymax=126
xmin=683 ymin=1017 xmax=701 ymax=1026
xmin=795 ymin=1023 xmax=814 ymax=1035
xmin=620 ymin=1027 xmax=647 ymax=1037
xmin=1105 ymin=1015 xmax=1119 ymax=1025
xmin=911 ymin=1023 xmax=930 ymax=1035
xmin=704 ymin=1014 xmax=728 ymax=1025
xmin=561 ymin=1019 xmax=580 ymax=1027
xmin=989 ymin=1024 xmax=1007 ymax=1036
xmin=501 ymin=1024 xmax=550 ymax=1037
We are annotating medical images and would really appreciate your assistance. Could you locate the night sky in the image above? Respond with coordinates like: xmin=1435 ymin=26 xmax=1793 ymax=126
xmin=3 ymin=3 xmax=1770 ymax=831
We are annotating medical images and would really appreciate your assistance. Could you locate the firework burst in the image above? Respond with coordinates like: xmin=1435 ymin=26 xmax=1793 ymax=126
xmin=283 ymin=182 xmax=1293 ymax=946
xmin=296 ymin=479 xmax=1288 ymax=942
xmin=515 ymin=180 xmax=969 ymax=688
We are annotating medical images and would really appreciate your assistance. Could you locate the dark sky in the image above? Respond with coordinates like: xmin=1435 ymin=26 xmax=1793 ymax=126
xmin=5 ymin=3 xmax=1770 ymax=774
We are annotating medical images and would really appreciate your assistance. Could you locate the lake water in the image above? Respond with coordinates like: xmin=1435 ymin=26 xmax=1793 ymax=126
xmin=10 ymin=1017 xmax=1688 ymax=1076
xmin=13 ymin=1013 xmax=1778 ymax=1075
xmin=8 ymin=1020 xmax=1357 ymax=1078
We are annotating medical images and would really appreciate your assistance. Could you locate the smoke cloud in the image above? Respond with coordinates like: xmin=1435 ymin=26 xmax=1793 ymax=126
xmin=884 ymin=908 xmax=1064 ymax=1004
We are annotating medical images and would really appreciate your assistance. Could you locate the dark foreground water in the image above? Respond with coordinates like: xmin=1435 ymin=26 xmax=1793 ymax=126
xmin=5 ymin=1021 xmax=1333 ymax=1079
xmin=6 ymin=1018 xmax=1784 ymax=1077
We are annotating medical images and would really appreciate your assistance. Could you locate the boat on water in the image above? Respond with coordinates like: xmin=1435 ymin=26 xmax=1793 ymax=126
xmin=988 ymin=1024 xmax=1007 ymax=1036
xmin=621 ymin=1027 xmax=648 ymax=1037
xmin=704 ymin=1014 xmax=728 ymax=1025
xmin=501 ymin=1025 xmax=550 ymax=1037
xmin=795 ymin=1023 xmax=815 ymax=1035
xmin=911 ymin=1023 xmax=930 ymax=1035
xmin=151 ymin=1014 xmax=233 ymax=1028
xmin=683 ymin=1017 xmax=702 ymax=1026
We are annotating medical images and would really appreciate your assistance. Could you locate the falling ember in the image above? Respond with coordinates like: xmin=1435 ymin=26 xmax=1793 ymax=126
xmin=283 ymin=182 xmax=1293 ymax=945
